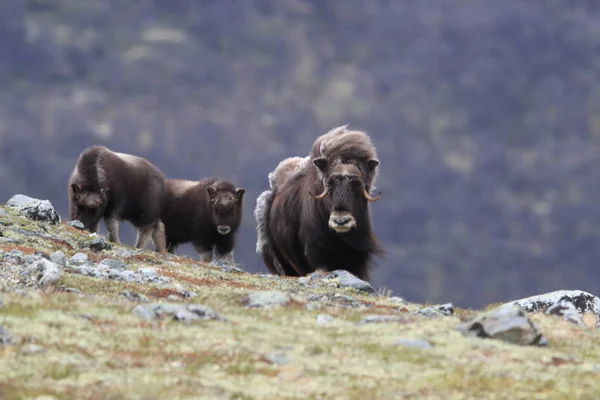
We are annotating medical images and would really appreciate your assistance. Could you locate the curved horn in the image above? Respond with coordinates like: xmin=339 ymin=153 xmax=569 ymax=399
xmin=363 ymin=187 xmax=381 ymax=202
xmin=309 ymin=186 xmax=328 ymax=200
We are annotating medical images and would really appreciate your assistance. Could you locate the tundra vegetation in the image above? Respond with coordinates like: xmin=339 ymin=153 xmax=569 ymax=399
xmin=1 ymin=198 xmax=600 ymax=399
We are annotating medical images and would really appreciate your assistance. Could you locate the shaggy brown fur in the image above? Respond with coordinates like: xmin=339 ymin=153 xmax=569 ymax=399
xmin=254 ymin=125 xmax=384 ymax=282
xmin=161 ymin=178 xmax=245 ymax=263
xmin=67 ymin=145 xmax=167 ymax=252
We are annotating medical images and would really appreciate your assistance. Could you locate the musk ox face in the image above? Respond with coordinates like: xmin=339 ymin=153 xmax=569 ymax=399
xmin=206 ymin=186 xmax=245 ymax=235
xmin=70 ymin=184 xmax=109 ymax=233
xmin=310 ymin=157 xmax=381 ymax=234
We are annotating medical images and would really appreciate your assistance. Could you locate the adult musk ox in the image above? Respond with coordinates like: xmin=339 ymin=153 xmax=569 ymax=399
xmin=254 ymin=125 xmax=384 ymax=282
xmin=161 ymin=178 xmax=245 ymax=263
xmin=67 ymin=145 xmax=167 ymax=252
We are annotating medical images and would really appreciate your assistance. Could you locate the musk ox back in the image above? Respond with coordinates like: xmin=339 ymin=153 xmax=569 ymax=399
xmin=67 ymin=145 xmax=167 ymax=252
xmin=161 ymin=178 xmax=245 ymax=263
xmin=254 ymin=125 xmax=384 ymax=282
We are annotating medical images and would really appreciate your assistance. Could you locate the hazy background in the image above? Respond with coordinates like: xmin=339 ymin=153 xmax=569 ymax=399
xmin=2 ymin=0 xmax=600 ymax=309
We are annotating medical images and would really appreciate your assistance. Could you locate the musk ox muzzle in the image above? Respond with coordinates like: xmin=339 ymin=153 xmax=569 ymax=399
xmin=328 ymin=210 xmax=356 ymax=233
xmin=217 ymin=225 xmax=231 ymax=235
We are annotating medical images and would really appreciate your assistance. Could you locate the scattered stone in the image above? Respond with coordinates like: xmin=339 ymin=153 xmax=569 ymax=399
xmin=545 ymin=300 xmax=585 ymax=328
xmin=263 ymin=352 xmax=289 ymax=365
xmin=323 ymin=270 xmax=377 ymax=294
xmin=416 ymin=303 xmax=454 ymax=317
xmin=114 ymin=249 xmax=135 ymax=258
xmin=49 ymin=251 xmax=67 ymax=266
xmin=67 ymin=220 xmax=85 ymax=230
xmin=393 ymin=338 xmax=433 ymax=349
xmin=508 ymin=290 xmax=600 ymax=329
xmin=0 ymin=209 xmax=7 ymax=217
xmin=119 ymin=290 xmax=149 ymax=302
xmin=4 ymin=249 xmax=24 ymax=263
xmin=24 ymin=258 xmax=61 ymax=288
xmin=388 ymin=296 xmax=407 ymax=304
xmin=211 ymin=260 xmax=244 ymax=273
xmin=358 ymin=315 xmax=412 ymax=325
xmin=166 ymin=295 xmax=181 ymax=302
xmin=58 ymin=286 xmax=83 ymax=294
xmin=20 ymin=343 xmax=47 ymax=355
xmin=317 ymin=314 xmax=335 ymax=326
xmin=457 ymin=304 xmax=547 ymax=346
xmin=133 ymin=303 xmax=225 ymax=322
xmin=138 ymin=268 xmax=158 ymax=278
xmin=243 ymin=291 xmax=292 ymax=308
xmin=0 ymin=326 xmax=13 ymax=346
xmin=87 ymin=237 xmax=111 ymax=252
xmin=69 ymin=253 xmax=89 ymax=266
xmin=6 ymin=194 xmax=61 ymax=225
xmin=99 ymin=258 xmax=126 ymax=271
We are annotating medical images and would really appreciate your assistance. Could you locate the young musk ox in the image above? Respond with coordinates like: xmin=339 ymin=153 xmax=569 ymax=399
xmin=254 ymin=125 xmax=384 ymax=282
xmin=67 ymin=145 xmax=167 ymax=252
xmin=161 ymin=178 xmax=245 ymax=263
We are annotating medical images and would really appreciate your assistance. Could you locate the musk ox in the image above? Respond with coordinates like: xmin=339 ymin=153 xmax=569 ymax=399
xmin=254 ymin=125 xmax=384 ymax=282
xmin=67 ymin=145 xmax=167 ymax=252
xmin=161 ymin=178 xmax=245 ymax=263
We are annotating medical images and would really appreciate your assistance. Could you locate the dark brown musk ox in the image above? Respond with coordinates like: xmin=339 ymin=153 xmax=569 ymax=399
xmin=254 ymin=125 xmax=384 ymax=282
xmin=67 ymin=145 xmax=167 ymax=252
xmin=161 ymin=178 xmax=245 ymax=263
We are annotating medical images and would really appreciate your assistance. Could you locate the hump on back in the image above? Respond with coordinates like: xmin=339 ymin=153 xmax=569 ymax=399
xmin=67 ymin=145 xmax=167 ymax=252
xmin=254 ymin=124 xmax=384 ymax=282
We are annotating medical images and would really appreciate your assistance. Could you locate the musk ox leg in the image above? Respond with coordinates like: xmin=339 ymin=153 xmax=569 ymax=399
xmin=151 ymin=221 xmax=167 ymax=253
xmin=134 ymin=225 xmax=154 ymax=250
xmin=167 ymin=244 xmax=177 ymax=254
xmin=104 ymin=216 xmax=120 ymax=243
xmin=193 ymin=244 xmax=213 ymax=263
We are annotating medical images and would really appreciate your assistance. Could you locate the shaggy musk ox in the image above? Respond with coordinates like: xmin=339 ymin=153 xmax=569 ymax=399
xmin=161 ymin=178 xmax=245 ymax=263
xmin=67 ymin=145 xmax=167 ymax=252
xmin=254 ymin=125 xmax=384 ymax=282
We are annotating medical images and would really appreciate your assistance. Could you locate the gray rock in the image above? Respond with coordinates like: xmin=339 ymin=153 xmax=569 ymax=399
xmin=133 ymin=303 xmax=225 ymax=322
xmin=99 ymin=258 xmax=126 ymax=271
xmin=0 ymin=326 xmax=13 ymax=346
xmin=138 ymin=268 xmax=158 ymax=278
xmin=508 ymin=290 xmax=600 ymax=328
xmin=457 ymin=304 xmax=547 ymax=346
xmin=358 ymin=315 xmax=410 ymax=325
xmin=5 ymin=249 xmax=24 ymax=262
xmin=87 ymin=237 xmax=111 ymax=252
xmin=119 ymin=290 xmax=149 ymax=302
xmin=24 ymin=254 xmax=43 ymax=264
xmin=244 ymin=291 xmax=291 ymax=308
xmin=67 ymin=220 xmax=85 ymax=230
xmin=317 ymin=314 xmax=335 ymax=326
xmin=389 ymin=296 xmax=407 ymax=304
xmin=264 ymin=352 xmax=289 ymax=365
xmin=393 ymin=338 xmax=433 ymax=349
xmin=49 ymin=251 xmax=67 ymax=266
xmin=59 ymin=287 xmax=83 ymax=294
xmin=0 ymin=209 xmax=7 ymax=217
xmin=118 ymin=270 xmax=137 ymax=282
xmin=114 ymin=249 xmax=135 ymax=258
xmin=416 ymin=303 xmax=454 ymax=317
xmin=20 ymin=343 xmax=47 ymax=355
xmin=324 ymin=270 xmax=377 ymax=294
xmin=211 ymin=260 xmax=244 ymax=273
xmin=69 ymin=253 xmax=89 ymax=266
xmin=545 ymin=300 xmax=586 ymax=327
xmin=27 ymin=259 xmax=61 ymax=288
xmin=6 ymin=194 xmax=61 ymax=224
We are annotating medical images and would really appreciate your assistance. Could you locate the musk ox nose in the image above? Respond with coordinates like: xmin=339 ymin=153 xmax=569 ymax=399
xmin=328 ymin=211 xmax=356 ymax=233
xmin=217 ymin=225 xmax=231 ymax=235
xmin=332 ymin=215 xmax=352 ymax=226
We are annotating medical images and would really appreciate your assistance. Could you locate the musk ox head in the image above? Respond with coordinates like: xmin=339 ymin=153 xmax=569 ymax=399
xmin=309 ymin=156 xmax=381 ymax=233
xmin=69 ymin=184 xmax=109 ymax=233
xmin=206 ymin=184 xmax=245 ymax=235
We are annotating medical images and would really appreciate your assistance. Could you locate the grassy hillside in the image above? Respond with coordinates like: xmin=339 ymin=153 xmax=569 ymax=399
xmin=1 ymin=202 xmax=600 ymax=399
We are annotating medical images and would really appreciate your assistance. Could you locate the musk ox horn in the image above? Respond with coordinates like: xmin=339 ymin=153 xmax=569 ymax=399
xmin=309 ymin=186 xmax=329 ymax=200
xmin=363 ymin=187 xmax=381 ymax=202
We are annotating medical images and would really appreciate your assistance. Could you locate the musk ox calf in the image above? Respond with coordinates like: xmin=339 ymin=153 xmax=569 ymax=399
xmin=161 ymin=178 xmax=245 ymax=263
xmin=254 ymin=125 xmax=384 ymax=282
xmin=67 ymin=145 xmax=167 ymax=252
